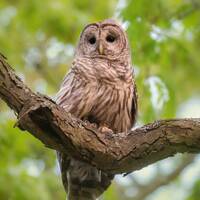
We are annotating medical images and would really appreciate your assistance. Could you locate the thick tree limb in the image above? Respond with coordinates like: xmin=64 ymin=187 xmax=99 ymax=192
xmin=0 ymin=54 xmax=200 ymax=174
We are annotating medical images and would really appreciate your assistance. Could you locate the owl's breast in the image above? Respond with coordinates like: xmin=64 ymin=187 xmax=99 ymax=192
xmin=71 ymin=57 xmax=135 ymax=132
xmin=73 ymin=57 xmax=132 ymax=85
xmin=90 ymin=82 xmax=134 ymax=133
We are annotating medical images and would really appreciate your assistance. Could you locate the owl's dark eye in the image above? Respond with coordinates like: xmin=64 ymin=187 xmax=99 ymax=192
xmin=106 ymin=35 xmax=116 ymax=43
xmin=88 ymin=36 xmax=96 ymax=44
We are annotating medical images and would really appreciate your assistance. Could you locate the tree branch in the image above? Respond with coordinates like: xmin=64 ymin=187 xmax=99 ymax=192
xmin=0 ymin=53 xmax=200 ymax=175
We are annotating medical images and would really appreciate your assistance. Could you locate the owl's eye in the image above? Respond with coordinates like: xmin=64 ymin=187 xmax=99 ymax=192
xmin=106 ymin=35 xmax=116 ymax=43
xmin=88 ymin=36 xmax=96 ymax=44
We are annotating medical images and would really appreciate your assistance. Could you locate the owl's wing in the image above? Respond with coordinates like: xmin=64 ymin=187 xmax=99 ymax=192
xmin=55 ymin=68 xmax=114 ymax=199
xmin=56 ymin=151 xmax=70 ymax=192
xmin=55 ymin=72 xmax=74 ymax=193
xmin=56 ymin=69 xmax=95 ymax=119
xmin=131 ymin=82 xmax=138 ymax=126
xmin=56 ymin=69 xmax=87 ymax=193
xmin=55 ymin=70 xmax=76 ymax=110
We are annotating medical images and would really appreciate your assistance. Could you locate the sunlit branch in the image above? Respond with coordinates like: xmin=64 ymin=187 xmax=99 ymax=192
xmin=0 ymin=54 xmax=200 ymax=175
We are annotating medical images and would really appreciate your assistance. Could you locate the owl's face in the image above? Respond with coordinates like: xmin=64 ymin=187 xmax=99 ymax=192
xmin=76 ymin=19 xmax=129 ymax=60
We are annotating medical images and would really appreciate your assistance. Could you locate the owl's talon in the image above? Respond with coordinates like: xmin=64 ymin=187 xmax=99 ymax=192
xmin=82 ymin=118 xmax=98 ymax=129
xmin=99 ymin=126 xmax=113 ymax=134
xmin=90 ymin=123 xmax=98 ymax=129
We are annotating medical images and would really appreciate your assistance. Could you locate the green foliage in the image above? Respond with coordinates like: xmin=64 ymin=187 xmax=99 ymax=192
xmin=187 ymin=179 xmax=200 ymax=200
xmin=0 ymin=0 xmax=199 ymax=199
xmin=122 ymin=0 xmax=200 ymax=122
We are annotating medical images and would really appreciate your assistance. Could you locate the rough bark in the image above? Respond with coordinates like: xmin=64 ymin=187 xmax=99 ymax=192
xmin=0 ymin=53 xmax=200 ymax=175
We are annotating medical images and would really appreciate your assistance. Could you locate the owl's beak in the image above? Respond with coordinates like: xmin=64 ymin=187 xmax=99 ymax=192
xmin=98 ymin=43 xmax=104 ymax=55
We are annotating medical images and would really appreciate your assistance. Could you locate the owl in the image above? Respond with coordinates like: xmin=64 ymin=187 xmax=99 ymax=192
xmin=56 ymin=19 xmax=137 ymax=200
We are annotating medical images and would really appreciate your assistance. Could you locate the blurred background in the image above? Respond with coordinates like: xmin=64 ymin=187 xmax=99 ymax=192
xmin=0 ymin=0 xmax=200 ymax=199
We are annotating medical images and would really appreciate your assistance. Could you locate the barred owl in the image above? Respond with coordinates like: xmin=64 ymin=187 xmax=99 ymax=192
xmin=56 ymin=19 xmax=137 ymax=200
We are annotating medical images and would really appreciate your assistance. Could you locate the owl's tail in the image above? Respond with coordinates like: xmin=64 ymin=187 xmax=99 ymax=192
xmin=67 ymin=159 xmax=114 ymax=200
xmin=57 ymin=153 xmax=114 ymax=200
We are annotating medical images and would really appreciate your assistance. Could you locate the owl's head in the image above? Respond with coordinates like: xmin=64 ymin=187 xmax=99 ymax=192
xmin=75 ymin=19 xmax=130 ymax=60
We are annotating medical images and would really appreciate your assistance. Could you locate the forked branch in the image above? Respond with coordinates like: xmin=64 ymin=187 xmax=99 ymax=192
xmin=0 ymin=54 xmax=200 ymax=174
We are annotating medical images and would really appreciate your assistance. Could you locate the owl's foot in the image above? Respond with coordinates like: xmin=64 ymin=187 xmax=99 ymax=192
xmin=90 ymin=123 xmax=98 ymax=129
xmin=98 ymin=126 xmax=113 ymax=134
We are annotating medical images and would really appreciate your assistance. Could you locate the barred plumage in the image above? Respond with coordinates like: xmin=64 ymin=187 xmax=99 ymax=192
xmin=56 ymin=19 xmax=137 ymax=200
